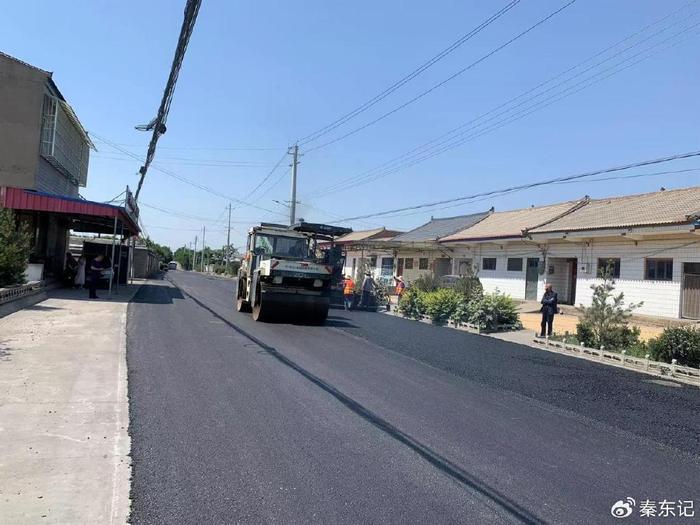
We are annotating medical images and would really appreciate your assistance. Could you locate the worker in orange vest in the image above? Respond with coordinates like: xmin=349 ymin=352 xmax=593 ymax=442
xmin=343 ymin=275 xmax=355 ymax=310
xmin=394 ymin=275 xmax=406 ymax=300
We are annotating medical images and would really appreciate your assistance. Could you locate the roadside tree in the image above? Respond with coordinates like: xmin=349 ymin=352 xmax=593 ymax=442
xmin=0 ymin=208 xmax=31 ymax=287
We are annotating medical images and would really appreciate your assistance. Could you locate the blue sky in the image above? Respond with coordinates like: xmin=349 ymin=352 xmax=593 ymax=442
xmin=3 ymin=0 xmax=699 ymax=250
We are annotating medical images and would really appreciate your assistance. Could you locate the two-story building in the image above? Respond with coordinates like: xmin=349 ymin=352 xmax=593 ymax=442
xmin=0 ymin=51 xmax=139 ymax=280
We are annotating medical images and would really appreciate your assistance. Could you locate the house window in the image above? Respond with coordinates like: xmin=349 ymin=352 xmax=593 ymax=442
xmin=507 ymin=258 xmax=523 ymax=272
xmin=40 ymin=95 xmax=58 ymax=157
xmin=645 ymin=258 xmax=673 ymax=281
xmin=396 ymin=258 xmax=404 ymax=276
xmin=381 ymin=257 xmax=393 ymax=276
xmin=369 ymin=256 xmax=377 ymax=268
xmin=597 ymin=258 xmax=621 ymax=278
xmin=482 ymin=257 xmax=497 ymax=271
xmin=418 ymin=258 xmax=429 ymax=270
xmin=404 ymin=258 xmax=414 ymax=270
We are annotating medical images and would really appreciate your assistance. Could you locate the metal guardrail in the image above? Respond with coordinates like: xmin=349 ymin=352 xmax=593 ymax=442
xmin=0 ymin=281 xmax=45 ymax=305
xmin=533 ymin=337 xmax=700 ymax=386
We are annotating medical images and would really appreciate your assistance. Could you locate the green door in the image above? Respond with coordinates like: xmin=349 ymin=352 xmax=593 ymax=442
xmin=525 ymin=258 xmax=539 ymax=300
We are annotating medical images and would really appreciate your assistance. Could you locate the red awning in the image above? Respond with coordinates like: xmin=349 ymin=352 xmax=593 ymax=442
xmin=0 ymin=186 xmax=140 ymax=236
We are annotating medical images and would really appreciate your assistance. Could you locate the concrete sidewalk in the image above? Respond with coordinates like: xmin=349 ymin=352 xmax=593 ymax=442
xmin=0 ymin=282 xmax=144 ymax=524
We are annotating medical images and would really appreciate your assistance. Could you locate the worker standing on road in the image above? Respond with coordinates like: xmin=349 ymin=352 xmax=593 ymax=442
xmin=359 ymin=272 xmax=375 ymax=309
xmin=343 ymin=275 xmax=355 ymax=310
xmin=539 ymin=283 xmax=558 ymax=337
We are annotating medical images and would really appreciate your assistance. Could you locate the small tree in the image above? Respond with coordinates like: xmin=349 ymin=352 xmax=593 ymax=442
xmin=576 ymin=265 xmax=642 ymax=349
xmin=0 ymin=209 xmax=31 ymax=287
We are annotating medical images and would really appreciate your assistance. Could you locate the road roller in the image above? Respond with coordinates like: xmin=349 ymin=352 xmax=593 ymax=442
xmin=236 ymin=222 xmax=351 ymax=323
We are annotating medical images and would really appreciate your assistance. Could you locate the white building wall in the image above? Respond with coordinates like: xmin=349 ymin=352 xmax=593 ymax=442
xmin=343 ymin=248 xmax=394 ymax=282
xmin=545 ymin=238 xmax=700 ymax=318
xmin=449 ymin=242 xmax=543 ymax=300
xmin=394 ymin=248 xmax=447 ymax=283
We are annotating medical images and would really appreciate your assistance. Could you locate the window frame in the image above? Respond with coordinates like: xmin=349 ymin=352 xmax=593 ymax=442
xmin=418 ymin=257 xmax=429 ymax=270
xmin=482 ymin=257 xmax=497 ymax=271
xmin=645 ymin=258 xmax=673 ymax=281
xmin=404 ymin=257 xmax=414 ymax=270
xmin=506 ymin=258 xmax=523 ymax=272
xmin=597 ymin=258 xmax=621 ymax=279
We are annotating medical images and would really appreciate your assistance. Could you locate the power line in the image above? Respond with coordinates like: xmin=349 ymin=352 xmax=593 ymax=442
xmin=90 ymin=133 xmax=287 ymax=216
xmin=304 ymin=1 xmax=577 ymax=154
xmin=139 ymin=201 xmax=264 ymax=224
xmin=93 ymin=153 xmax=276 ymax=167
xmin=308 ymin=5 xmax=699 ymax=198
xmin=366 ymin=19 xmax=700 ymax=183
xmin=237 ymin=150 xmax=289 ymax=202
xmin=298 ymin=0 xmax=521 ymax=145
xmin=134 ymin=0 xmax=202 ymax=200
xmin=111 ymin=142 xmax=281 ymax=151
xmin=373 ymin=166 xmax=700 ymax=220
xmin=331 ymin=150 xmax=700 ymax=222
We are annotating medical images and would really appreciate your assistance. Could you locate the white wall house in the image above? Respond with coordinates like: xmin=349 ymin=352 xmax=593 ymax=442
xmin=525 ymin=187 xmax=700 ymax=319
xmin=391 ymin=212 xmax=490 ymax=283
xmin=440 ymin=200 xmax=585 ymax=301
xmin=336 ymin=227 xmax=403 ymax=284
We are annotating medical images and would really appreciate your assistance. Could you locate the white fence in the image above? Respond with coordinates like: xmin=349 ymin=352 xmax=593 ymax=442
xmin=533 ymin=337 xmax=700 ymax=386
xmin=0 ymin=281 xmax=45 ymax=305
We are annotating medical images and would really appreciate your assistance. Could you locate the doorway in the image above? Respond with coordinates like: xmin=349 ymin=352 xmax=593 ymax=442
xmin=682 ymin=262 xmax=700 ymax=319
xmin=525 ymin=258 xmax=539 ymax=300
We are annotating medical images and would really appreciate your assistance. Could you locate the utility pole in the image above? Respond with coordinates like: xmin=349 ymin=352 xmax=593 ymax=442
xmin=226 ymin=202 xmax=232 ymax=274
xmin=201 ymin=226 xmax=206 ymax=272
xmin=189 ymin=241 xmax=193 ymax=271
xmin=193 ymin=235 xmax=198 ymax=271
xmin=289 ymin=144 xmax=299 ymax=225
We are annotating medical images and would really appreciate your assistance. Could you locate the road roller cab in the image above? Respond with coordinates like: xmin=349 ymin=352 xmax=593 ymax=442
xmin=236 ymin=222 xmax=351 ymax=323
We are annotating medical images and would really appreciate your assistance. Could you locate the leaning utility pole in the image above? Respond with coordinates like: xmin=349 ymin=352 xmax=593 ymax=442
xmin=226 ymin=202 xmax=232 ymax=274
xmin=201 ymin=226 xmax=206 ymax=272
xmin=289 ymin=144 xmax=299 ymax=225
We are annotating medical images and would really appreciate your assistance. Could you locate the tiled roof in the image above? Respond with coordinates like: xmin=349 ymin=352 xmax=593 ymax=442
xmin=441 ymin=201 xmax=582 ymax=242
xmin=527 ymin=186 xmax=700 ymax=233
xmin=393 ymin=211 xmax=490 ymax=242
xmin=335 ymin=227 xmax=402 ymax=243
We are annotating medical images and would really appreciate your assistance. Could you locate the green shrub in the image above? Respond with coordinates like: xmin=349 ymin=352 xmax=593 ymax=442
xmin=411 ymin=273 xmax=440 ymax=292
xmin=398 ymin=288 xmax=425 ymax=320
xmin=373 ymin=279 xmax=390 ymax=306
xmin=577 ymin=269 xmax=642 ymax=349
xmin=422 ymin=288 xmax=462 ymax=325
xmin=647 ymin=326 xmax=700 ymax=368
xmin=459 ymin=291 xmax=520 ymax=331
xmin=451 ymin=295 xmax=474 ymax=325
xmin=576 ymin=322 xmax=643 ymax=351
xmin=451 ymin=275 xmax=484 ymax=302
xmin=0 ymin=209 xmax=31 ymax=287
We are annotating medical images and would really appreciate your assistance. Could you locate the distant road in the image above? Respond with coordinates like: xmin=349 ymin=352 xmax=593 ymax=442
xmin=126 ymin=271 xmax=700 ymax=524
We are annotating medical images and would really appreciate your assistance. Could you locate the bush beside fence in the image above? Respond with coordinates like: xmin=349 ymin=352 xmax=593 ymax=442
xmin=397 ymin=280 xmax=521 ymax=333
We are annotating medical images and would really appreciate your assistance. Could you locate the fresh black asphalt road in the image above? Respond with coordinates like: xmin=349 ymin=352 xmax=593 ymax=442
xmin=126 ymin=272 xmax=700 ymax=524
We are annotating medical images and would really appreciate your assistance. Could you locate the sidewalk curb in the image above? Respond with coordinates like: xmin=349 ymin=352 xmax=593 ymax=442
xmin=384 ymin=310 xmax=699 ymax=388
xmin=0 ymin=289 xmax=48 ymax=318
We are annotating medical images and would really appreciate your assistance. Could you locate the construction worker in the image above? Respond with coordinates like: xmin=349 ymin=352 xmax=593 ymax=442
xmin=394 ymin=275 xmax=406 ymax=300
xmin=343 ymin=275 xmax=355 ymax=310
